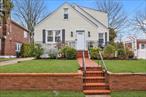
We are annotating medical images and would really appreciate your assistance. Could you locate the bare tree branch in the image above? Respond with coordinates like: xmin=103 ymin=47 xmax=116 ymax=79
xmin=96 ymin=0 xmax=127 ymax=32
xmin=132 ymin=10 xmax=146 ymax=35
xmin=13 ymin=0 xmax=46 ymax=43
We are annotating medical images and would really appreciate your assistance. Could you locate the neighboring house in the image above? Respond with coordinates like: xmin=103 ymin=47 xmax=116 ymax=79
xmin=0 ymin=20 xmax=29 ymax=58
xmin=124 ymin=37 xmax=146 ymax=59
xmin=34 ymin=3 xmax=109 ymax=52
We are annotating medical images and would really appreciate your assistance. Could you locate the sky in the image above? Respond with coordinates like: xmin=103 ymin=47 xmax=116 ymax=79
xmin=12 ymin=0 xmax=146 ymax=39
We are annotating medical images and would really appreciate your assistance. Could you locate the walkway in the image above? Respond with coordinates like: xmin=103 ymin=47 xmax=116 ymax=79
xmin=0 ymin=57 xmax=34 ymax=66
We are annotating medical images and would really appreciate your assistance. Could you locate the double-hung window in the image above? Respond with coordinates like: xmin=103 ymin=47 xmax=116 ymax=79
xmin=55 ymin=30 xmax=61 ymax=42
xmin=98 ymin=33 xmax=104 ymax=47
xmin=47 ymin=30 xmax=61 ymax=43
xmin=16 ymin=43 xmax=22 ymax=52
xmin=47 ymin=30 xmax=53 ymax=42
xmin=64 ymin=8 xmax=68 ymax=19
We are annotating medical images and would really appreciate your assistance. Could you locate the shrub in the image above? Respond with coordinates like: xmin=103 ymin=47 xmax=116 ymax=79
xmin=126 ymin=48 xmax=134 ymax=59
xmin=59 ymin=46 xmax=68 ymax=58
xmin=65 ymin=47 xmax=76 ymax=59
xmin=33 ymin=44 xmax=43 ymax=59
xmin=103 ymin=44 xmax=116 ymax=59
xmin=20 ymin=43 xmax=32 ymax=57
xmin=48 ymin=48 xmax=58 ymax=59
xmin=90 ymin=47 xmax=101 ymax=59
xmin=60 ymin=46 xmax=76 ymax=59
xmin=117 ymin=48 xmax=127 ymax=59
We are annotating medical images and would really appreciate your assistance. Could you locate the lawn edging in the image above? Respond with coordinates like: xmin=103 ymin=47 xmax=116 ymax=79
xmin=107 ymin=71 xmax=146 ymax=91
xmin=0 ymin=70 xmax=83 ymax=91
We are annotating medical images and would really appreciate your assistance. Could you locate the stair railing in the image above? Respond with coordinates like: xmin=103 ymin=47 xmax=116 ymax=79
xmin=82 ymin=50 xmax=86 ymax=79
xmin=98 ymin=51 xmax=108 ymax=83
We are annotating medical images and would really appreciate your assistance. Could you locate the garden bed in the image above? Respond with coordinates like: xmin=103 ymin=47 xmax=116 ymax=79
xmin=0 ymin=59 xmax=79 ymax=73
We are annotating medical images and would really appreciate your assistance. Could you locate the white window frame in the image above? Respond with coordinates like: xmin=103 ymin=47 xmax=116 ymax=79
xmin=16 ymin=43 xmax=22 ymax=52
xmin=0 ymin=38 xmax=1 ymax=51
xmin=24 ymin=31 xmax=28 ymax=38
xmin=140 ymin=43 xmax=146 ymax=49
xmin=46 ymin=30 xmax=62 ymax=44
xmin=64 ymin=8 xmax=68 ymax=20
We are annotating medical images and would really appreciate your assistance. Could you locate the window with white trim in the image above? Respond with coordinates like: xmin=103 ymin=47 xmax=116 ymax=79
xmin=98 ymin=33 xmax=104 ymax=47
xmin=47 ymin=30 xmax=61 ymax=43
xmin=24 ymin=31 xmax=28 ymax=38
xmin=64 ymin=8 xmax=68 ymax=19
xmin=55 ymin=30 xmax=61 ymax=42
xmin=141 ymin=44 xmax=146 ymax=49
xmin=0 ymin=38 xmax=1 ymax=51
xmin=47 ymin=30 xmax=53 ymax=42
xmin=16 ymin=43 xmax=22 ymax=52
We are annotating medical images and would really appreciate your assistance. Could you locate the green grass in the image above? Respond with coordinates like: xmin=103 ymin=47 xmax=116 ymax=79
xmin=96 ymin=60 xmax=146 ymax=73
xmin=0 ymin=90 xmax=85 ymax=97
xmin=0 ymin=58 xmax=15 ymax=62
xmin=0 ymin=59 xmax=79 ymax=73
xmin=111 ymin=91 xmax=146 ymax=97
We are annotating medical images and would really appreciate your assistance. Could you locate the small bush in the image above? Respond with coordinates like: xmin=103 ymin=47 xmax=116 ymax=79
xmin=103 ymin=44 xmax=116 ymax=59
xmin=48 ymin=48 xmax=58 ymax=59
xmin=65 ymin=47 xmax=76 ymax=59
xmin=60 ymin=46 xmax=76 ymax=59
xmin=117 ymin=48 xmax=127 ymax=59
xmin=90 ymin=47 xmax=101 ymax=59
xmin=33 ymin=44 xmax=43 ymax=59
xmin=126 ymin=48 xmax=134 ymax=59
xmin=20 ymin=43 xmax=32 ymax=57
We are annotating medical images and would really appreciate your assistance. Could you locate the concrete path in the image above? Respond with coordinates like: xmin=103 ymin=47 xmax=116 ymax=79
xmin=86 ymin=95 xmax=111 ymax=97
xmin=0 ymin=57 xmax=34 ymax=66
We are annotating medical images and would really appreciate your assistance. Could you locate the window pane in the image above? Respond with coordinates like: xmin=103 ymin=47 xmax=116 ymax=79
xmin=48 ymin=37 xmax=53 ymax=42
xmin=99 ymin=33 xmax=103 ymax=39
xmin=64 ymin=14 xmax=68 ymax=19
xmin=55 ymin=30 xmax=61 ymax=42
xmin=48 ymin=31 xmax=53 ymax=36
xmin=48 ymin=30 xmax=53 ymax=42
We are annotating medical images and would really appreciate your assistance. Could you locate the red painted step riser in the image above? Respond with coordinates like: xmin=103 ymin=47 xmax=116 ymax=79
xmin=81 ymin=68 xmax=103 ymax=71
xmin=84 ymin=93 xmax=110 ymax=95
xmin=84 ymin=86 xmax=109 ymax=90
xmin=86 ymin=74 xmax=104 ymax=77
xmin=85 ymin=79 xmax=105 ymax=83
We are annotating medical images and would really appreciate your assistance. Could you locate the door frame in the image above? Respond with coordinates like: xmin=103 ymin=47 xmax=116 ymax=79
xmin=76 ymin=30 xmax=86 ymax=51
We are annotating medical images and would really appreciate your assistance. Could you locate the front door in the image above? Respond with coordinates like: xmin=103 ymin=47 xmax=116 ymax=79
xmin=76 ymin=30 xmax=85 ymax=50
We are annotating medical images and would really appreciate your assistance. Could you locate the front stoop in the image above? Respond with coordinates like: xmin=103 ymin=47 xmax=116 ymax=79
xmin=76 ymin=51 xmax=111 ymax=96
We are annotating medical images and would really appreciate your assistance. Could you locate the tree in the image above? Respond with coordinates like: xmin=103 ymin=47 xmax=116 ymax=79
xmin=1 ymin=0 xmax=13 ymax=55
xmin=96 ymin=0 xmax=127 ymax=32
xmin=109 ymin=27 xmax=117 ymax=44
xmin=132 ymin=10 xmax=146 ymax=35
xmin=13 ymin=0 xmax=46 ymax=43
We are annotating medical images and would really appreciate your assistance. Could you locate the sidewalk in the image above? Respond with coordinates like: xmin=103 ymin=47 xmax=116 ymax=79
xmin=0 ymin=57 xmax=34 ymax=66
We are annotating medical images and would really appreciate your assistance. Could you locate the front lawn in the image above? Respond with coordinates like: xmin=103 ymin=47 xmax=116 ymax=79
xmin=0 ymin=58 xmax=15 ymax=62
xmin=0 ymin=59 xmax=79 ymax=73
xmin=96 ymin=60 xmax=146 ymax=73
xmin=111 ymin=91 xmax=146 ymax=97
xmin=0 ymin=90 xmax=85 ymax=97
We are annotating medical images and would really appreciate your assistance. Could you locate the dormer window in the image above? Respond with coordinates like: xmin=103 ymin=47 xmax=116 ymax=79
xmin=64 ymin=8 xmax=68 ymax=19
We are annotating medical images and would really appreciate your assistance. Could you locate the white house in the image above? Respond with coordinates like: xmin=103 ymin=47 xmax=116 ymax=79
xmin=34 ymin=3 xmax=109 ymax=52
xmin=124 ymin=36 xmax=146 ymax=59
